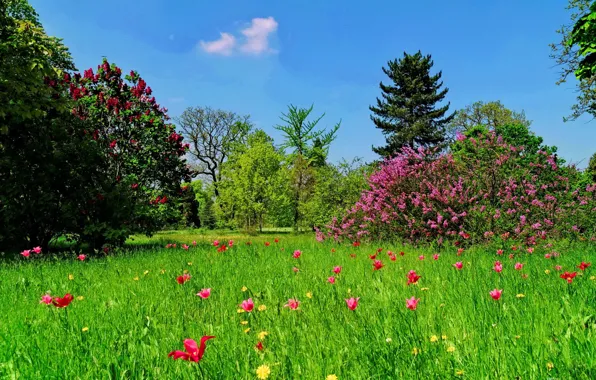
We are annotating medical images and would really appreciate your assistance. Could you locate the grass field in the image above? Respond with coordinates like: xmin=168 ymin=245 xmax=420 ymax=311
xmin=1 ymin=230 xmax=595 ymax=379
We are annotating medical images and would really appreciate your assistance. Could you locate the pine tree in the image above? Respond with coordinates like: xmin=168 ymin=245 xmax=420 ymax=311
xmin=370 ymin=51 xmax=454 ymax=157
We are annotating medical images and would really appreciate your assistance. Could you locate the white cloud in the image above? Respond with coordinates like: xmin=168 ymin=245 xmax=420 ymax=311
xmin=199 ymin=32 xmax=236 ymax=56
xmin=239 ymin=17 xmax=278 ymax=55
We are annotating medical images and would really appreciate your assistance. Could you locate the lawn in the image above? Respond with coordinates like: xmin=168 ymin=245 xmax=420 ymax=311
xmin=1 ymin=230 xmax=595 ymax=379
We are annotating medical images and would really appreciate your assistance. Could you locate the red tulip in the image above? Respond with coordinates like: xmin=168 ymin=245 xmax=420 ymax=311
xmin=264 ymin=242 xmax=270 ymax=247
xmin=284 ymin=298 xmax=300 ymax=310
xmin=578 ymin=262 xmax=591 ymax=271
xmin=333 ymin=266 xmax=342 ymax=274
xmin=489 ymin=289 xmax=502 ymax=300
xmin=560 ymin=271 xmax=577 ymax=283
xmin=177 ymin=274 xmax=191 ymax=284
xmin=407 ymin=270 xmax=421 ymax=285
xmin=453 ymin=262 xmax=463 ymax=270
xmin=240 ymin=298 xmax=254 ymax=312
xmin=52 ymin=294 xmax=74 ymax=308
xmin=168 ymin=336 xmax=215 ymax=362
xmin=372 ymin=260 xmax=384 ymax=271
xmin=255 ymin=341 xmax=264 ymax=351
xmin=345 ymin=297 xmax=359 ymax=310
xmin=432 ymin=254 xmax=440 ymax=260
xmin=293 ymin=250 xmax=302 ymax=259
xmin=328 ymin=276 xmax=336 ymax=284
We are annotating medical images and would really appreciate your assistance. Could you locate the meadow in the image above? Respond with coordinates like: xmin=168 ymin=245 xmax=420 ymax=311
xmin=1 ymin=230 xmax=595 ymax=379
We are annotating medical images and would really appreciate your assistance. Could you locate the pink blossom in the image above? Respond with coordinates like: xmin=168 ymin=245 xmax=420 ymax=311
xmin=432 ymin=253 xmax=439 ymax=260
xmin=21 ymin=250 xmax=31 ymax=258
xmin=453 ymin=262 xmax=463 ymax=270
xmin=328 ymin=276 xmax=336 ymax=284
xmin=418 ymin=255 xmax=425 ymax=260
xmin=196 ymin=288 xmax=211 ymax=299
xmin=284 ymin=298 xmax=300 ymax=310
xmin=333 ymin=266 xmax=342 ymax=274
xmin=240 ymin=298 xmax=254 ymax=312
xmin=212 ymin=240 xmax=219 ymax=247
xmin=32 ymin=246 xmax=42 ymax=254
xmin=293 ymin=250 xmax=302 ymax=259
xmin=345 ymin=297 xmax=359 ymax=310
xmin=494 ymin=261 xmax=503 ymax=273
xmin=40 ymin=294 xmax=52 ymax=305
xmin=406 ymin=296 xmax=420 ymax=310
xmin=78 ymin=254 xmax=86 ymax=261
xmin=489 ymin=289 xmax=503 ymax=300
xmin=514 ymin=262 xmax=523 ymax=270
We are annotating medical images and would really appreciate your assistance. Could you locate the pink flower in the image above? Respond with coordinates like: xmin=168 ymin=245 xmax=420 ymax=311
xmin=228 ymin=240 xmax=234 ymax=247
xmin=489 ymin=289 xmax=503 ymax=300
xmin=284 ymin=298 xmax=300 ymax=310
xmin=527 ymin=247 xmax=534 ymax=254
xmin=212 ymin=240 xmax=219 ymax=247
xmin=78 ymin=254 xmax=86 ymax=261
xmin=389 ymin=255 xmax=396 ymax=261
xmin=554 ymin=265 xmax=562 ymax=271
xmin=176 ymin=274 xmax=191 ymax=284
xmin=292 ymin=267 xmax=299 ymax=273
xmin=345 ymin=297 xmax=359 ymax=310
xmin=432 ymin=253 xmax=440 ymax=260
xmin=182 ymin=244 xmax=189 ymax=250
xmin=196 ymin=288 xmax=211 ymax=299
xmin=453 ymin=262 xmax=463 ymax=270
xmin=32 ymin=246 xmax=42 ymax=254
xmin=508 ymin=253 xmax=515 ymax=260
xmin=240 ymin=298 xmax=254 ymax=312
xmin=544 ymin=253 xmax=552 ymax=259
xmin=457 ymin=248 xmax=464 ymax=255
xmin=192 ymin=240 xmax=197 ymax=246
xmin=494 ymin=261 xmax=503 ymax=273
xmin=333 ymin=266 xmax=342 ymax=274
xmin=418 ymin=255 xmax=425 ymax=260
xmin=293 ymin=250 xmax=302 ymax=259
xmin=168 ymin=336 xmax=215 ymax=362
xmin=40 ymin=294 xmax=52 ymax=305
xmin=496 ymin=249 xmax=503 ymax=256
xmin=373 ymin=260 xmax=384 ymax=271
xmin=328 ymin=276 xmax=336 ymax=284
xmin=406 ymin=296 xmax=420 ymax=310
xmin=21 ymin=250 xmax=31 ymax=258
xmin=514 ymin=262 xmax=523 ymax=270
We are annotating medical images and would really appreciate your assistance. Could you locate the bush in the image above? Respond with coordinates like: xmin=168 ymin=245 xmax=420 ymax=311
xmin=326 ymin=131 xmax=596 ymax=247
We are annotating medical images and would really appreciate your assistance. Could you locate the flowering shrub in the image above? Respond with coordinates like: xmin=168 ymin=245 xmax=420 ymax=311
xmin=326 ymin=131 xmax=596 ymax=246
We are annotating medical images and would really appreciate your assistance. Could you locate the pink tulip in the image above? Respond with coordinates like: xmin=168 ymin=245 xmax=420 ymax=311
xmin=40 ymin=294 xmax=52 ymax=305
xmin=32 ymin=246 xmax=42 ymax=254
xmin=453 ymin=262 xmax=463 ymax=270
xmin=345 ymin=297 xmax=359 ymax=310
xmin=328 ymin=276 xmax=336 ymax=284
xmin=182 ymin=244 xmax=189 ymax=250
xmin=21 ymin=250 xmax=31 ymax=258
xmin=418 ymin=255 xmax=425 ymax=260
xmin=496 ymin=249 xmax=503 ymax=255
xmin=293 ymin=250 xmax=302 ymax=259
xmin=555 ymin=265 xmax=563 ymax=271
xmin=494 ymin=261 xmax=503 ymax=273
xmin=197 ymin=288 xmax=211 ymax=299
xmin=78 ymin=254 xmax=86 ymax=261
xmin=544 ymin=253 xmax=552 ymax=259
xmin=489 ymin=289 xmax=503 ymax=300
xmin=514 ymin=262 xmax=523 ymax=270
xmin=333 ymin=266 xmax=342 ymax=274
xmin=284 ymin=298 xmax=300 ymax=310
xmin=213 ymin=240 xmax=219 ymax=247
xmin=168 ymin=336 xmax=215 ymax=362
xmin=240 ymin=298 xmax=254 ymax=312
xmin=406 ymin=296 xmax=420 ymax=310
xmin=432 ymin=253 xmax=440 ymax=260
xmin=228 ymin=240 xmax=234 ymax=247
xmin=192 ymin=240 xmax=197 ymax=246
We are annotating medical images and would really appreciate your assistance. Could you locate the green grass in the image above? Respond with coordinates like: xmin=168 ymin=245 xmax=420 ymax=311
xmin=1 ymin=230 xmax=595 ymax=379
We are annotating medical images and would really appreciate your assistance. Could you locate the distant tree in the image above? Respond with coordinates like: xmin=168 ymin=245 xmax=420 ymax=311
xmin=370 ymin=51 xmax=454 ymax=157
xmin=446 ymin=101 xmax=531 ymax=142
xmin=176 ymin=107 xmax=252 ymax=197
xmin=550 ymin=0 xmax=596 ymax=121
xmin=588 ymin=152 xmax=596 ymax=182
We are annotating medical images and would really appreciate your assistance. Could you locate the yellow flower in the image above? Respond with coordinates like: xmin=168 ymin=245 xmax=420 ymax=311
xmin=516 ymin=293 xmax=525 ymax=298
xmin=133 ymin=276 xmax=139 ymax=281
xmin=258 ymin=304 xmax=267 ymax=312
xmin=237 ymin=309 xmax=245 ymax=314
xmin=515 ymin=335 xmax=521 ymax=339
xmin=347 ymin=288 xmax=351 ymax=294
xmin=68 ymin=274 xmax=74 ymax=280
xmin=385 ymin=337 xmax=392 ymax=343
xmin=441 ymin=335 xmax=448 ymax=340
xmin=187 ymin=262 xmax=192 ymax=266
xmin=256 ymin=364 xmax=271 ymax=379
xmin=455 ymin=369 xmax=464 ymax=376
xmin=244 ymin=328 xmax=250 ymax=334
xmin=160 ymin=269 xmax=166 ymax=274
xmin=82 ymin=327 xmax=89 ymax=332
xmin=421 ymin=287 xmax=429 ymax=291
xmin=76 ymin=296 xmax=84 ymax=301
xmin=430 ymin=335 xmax=438 ymax=343
xmin=545 ymin=269 xmax=551 ymax=274
xmin=326 ymin=375 xmax=338 ymax=380
xmin=143 ymin=270 xmax=149 ymax=275
xmin=306 ymin=291 xmax=312 ymax=299
xmin=547 ymin=362 xmax=554 ymax=371
xmin=241 ymin=286 xmax=248 ymax=292
xmin=590 ymin=275 xmax=595 ymax=281
xmin=258 ymin=331 xmax=268 ymax=340
xmin=183 ymin=269 xmax=189 ymax=274
xmin=412 ymin=347 xmax=419 ymax=356
xmin=446 ymin=346 xmax=456 ymax=353
xmin=240 ymin=321 xmax=249 ymax=325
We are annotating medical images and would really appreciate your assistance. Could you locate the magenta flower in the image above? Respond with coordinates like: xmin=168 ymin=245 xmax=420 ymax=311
xmin=418 ymin=255 xmax=425 ymax=260
xmin=333 ymin=266 xmax=342 ymax=274
xmin=40 ymin=294 xmax=52 ymax=305
xmin=32 ymin=246 xmax=42 ymax=254
xmin=489 ymin=289 xmax=503 ymax=300
xmin=240 ymin=298 xmax=254 ymax=312
xmin=453 ymin=262 xmax=463 ymax=270
xmin=406 ymin=296 xmax=420 ymax=310
xmin=514 ymin=262 xmax=523 ymax=270
xmin=328 ymin=276 xmax=336 ymax=284
xmin=494 ymin=261 xmax=503 ymax=273
xmin=78 ymin=254 xmax=86 ymax=261
xmin=284 ymin=298 xmax=300 ymax=310
xmin=432 ymin=253 xmax=440 ymax=260
xmin=345 ymin=297 xmax=359 ymax=310
xmin=293 ymin=250 xmax=302 ymax=259
xmin=21 ymin=250 xmax=31 ymax=258
xmin=197 ymin=288 xmax=211 ymax=299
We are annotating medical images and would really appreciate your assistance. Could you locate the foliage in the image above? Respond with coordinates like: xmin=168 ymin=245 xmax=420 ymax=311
xmin=176 ymin=107 xmax=252 ymax=197
xmin=68 ymin=59 xmax=192 ymax=247
xmin=178 ymin=183 xmax=200 ymax=228
xmin=588 ymin=152 xmax=596 ymax=182
xmin=329 ymin=132 xmax=596 ymax=246
xmin=370 ymin=51 xmax=454 ymax=157
xmin=446 ymin=101 xmax=531 ymax=143
xmin=550 ymin=0 xmax=596 ymax=120
xmin=218 ymin=130 xmax=290 ymax=231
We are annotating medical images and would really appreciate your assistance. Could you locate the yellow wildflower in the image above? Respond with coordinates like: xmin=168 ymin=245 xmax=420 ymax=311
xmin=82 ymin=327 xmax=89 ymax=332
xmin=421 ymin=287 xmax=429 ymax=291
xmin=183 ymin=269 xmax=189 ymax=274
xmin=133 ymin=276 xmax=139 ymax=281
xmin=68 ymin=274 xmax=74 ymax=281
xmin=430 ymin=335 xmax=438 ymax=343
xmin=516 ymin=293 xmax=525 ymax=298
xmin=237 ymin=309 xmax=245 ymax=313
xmin=385 ymin=337 xmax=392 ymax=343
xmin=244 ymin=328 xmax=250 ymax=334
xmin=412 ymin=347 xmax=419 ymax=356
xmin=258 ymin=331 xmax=268 ymax=340
xmin=589 ymin=275 xmax=595 ymax=281
xmin=187 ymin=262 xmax=192 ymax=266
xmin=441 ymin=335 xmax=448 ymax=340
xmin=256 ymin=364 xmax=271 ymax=379
xmin=76 ymin=296 xmax=84 ymax=301
xmin=515 ymin=335 xmax=521 ymax=339
xmin=306 ymin=292 xmax=312 ymax=299
xmin=240 ymin=321 xmax=249 ymax=325
xmin=347 ymin=288 xmax=351 ymax=294
xmin=545 ymin=269 xmax=551 ymax=274
xmin=241 ymin=286 xmax=248 ymax=292
xmin=258 ymin=304 xmax=267 ymax=312
xmin=447 ymin=346 xmax=456 ymax=353
xmin=143 ymin=270 xmax=149 ymax=275
xmin=547 ymin=362 xmax=554 ymax=371
xmin=455 ymin=369 xmax=464 ymax=376
xmin=326 ymin=375 xmax=338 ymax=380
xmin=160 ymin=269 xmax=166 ymax=274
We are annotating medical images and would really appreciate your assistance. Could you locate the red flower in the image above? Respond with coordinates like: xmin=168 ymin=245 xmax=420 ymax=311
xmin=255 ymin=341 xmax=264 ymax=351
xmin=352 ymin=241 xmax=360 ymax=247
xmin=168 ymin=336 xmax=215 ymax=362
xmin=578 ymin=262 xmax=591 ymax=271
xmin=399 ymin=251 xmax=405 ymax=256
xmin=369 ymin=254 xmax=377 ymax=260
xmin=407 ymin=270 xmax=421 ymax=285
xmin=560 ymin=271 xmax=577 ymax=283
xmin=52 ymin=294 xmax=74 ymax=308
xmin=217 ymin=244 xmax=228 ymax=253
xmin=372 ymin=260 xmax=384 ymax=271
xmin=264 ymin=242 xmax=270 ymax=247
xmin=274 ymin=238 xmax=279 ymax=243
xmin=176 ymin=274 xmax=191 ymax=284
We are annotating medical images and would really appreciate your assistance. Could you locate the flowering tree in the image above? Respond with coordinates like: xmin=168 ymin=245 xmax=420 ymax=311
xmin=68 ymin=59 xmax=193 ymax=248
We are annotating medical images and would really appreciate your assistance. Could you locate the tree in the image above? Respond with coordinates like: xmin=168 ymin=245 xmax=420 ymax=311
xmin=370 ymin=51 xmax=454 ymax=157
xmin=176 ymin=107 xmax=252 ymax=197
xmin=218 ymin=130 xmax=290 ymax=231
xmin=274 ymin=104 xmax=340 ymax=229
xmin=446 ymin=101 xmax=531 ymax=142
xmin=550 ymin=0 xmax=596 ymax=121
xmin=588 ymin=152 xmax=596 ymax=182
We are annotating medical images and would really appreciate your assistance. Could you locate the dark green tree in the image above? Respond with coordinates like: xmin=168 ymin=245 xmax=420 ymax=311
xmin=370 ymin=51 xmax=454 ymax=157
xmin=588 ymin=152 xmax=596 ymax=182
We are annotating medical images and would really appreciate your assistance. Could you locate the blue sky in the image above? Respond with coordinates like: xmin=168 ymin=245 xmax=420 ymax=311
xmin=32 ymin=0 xmax=595 ymax=167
